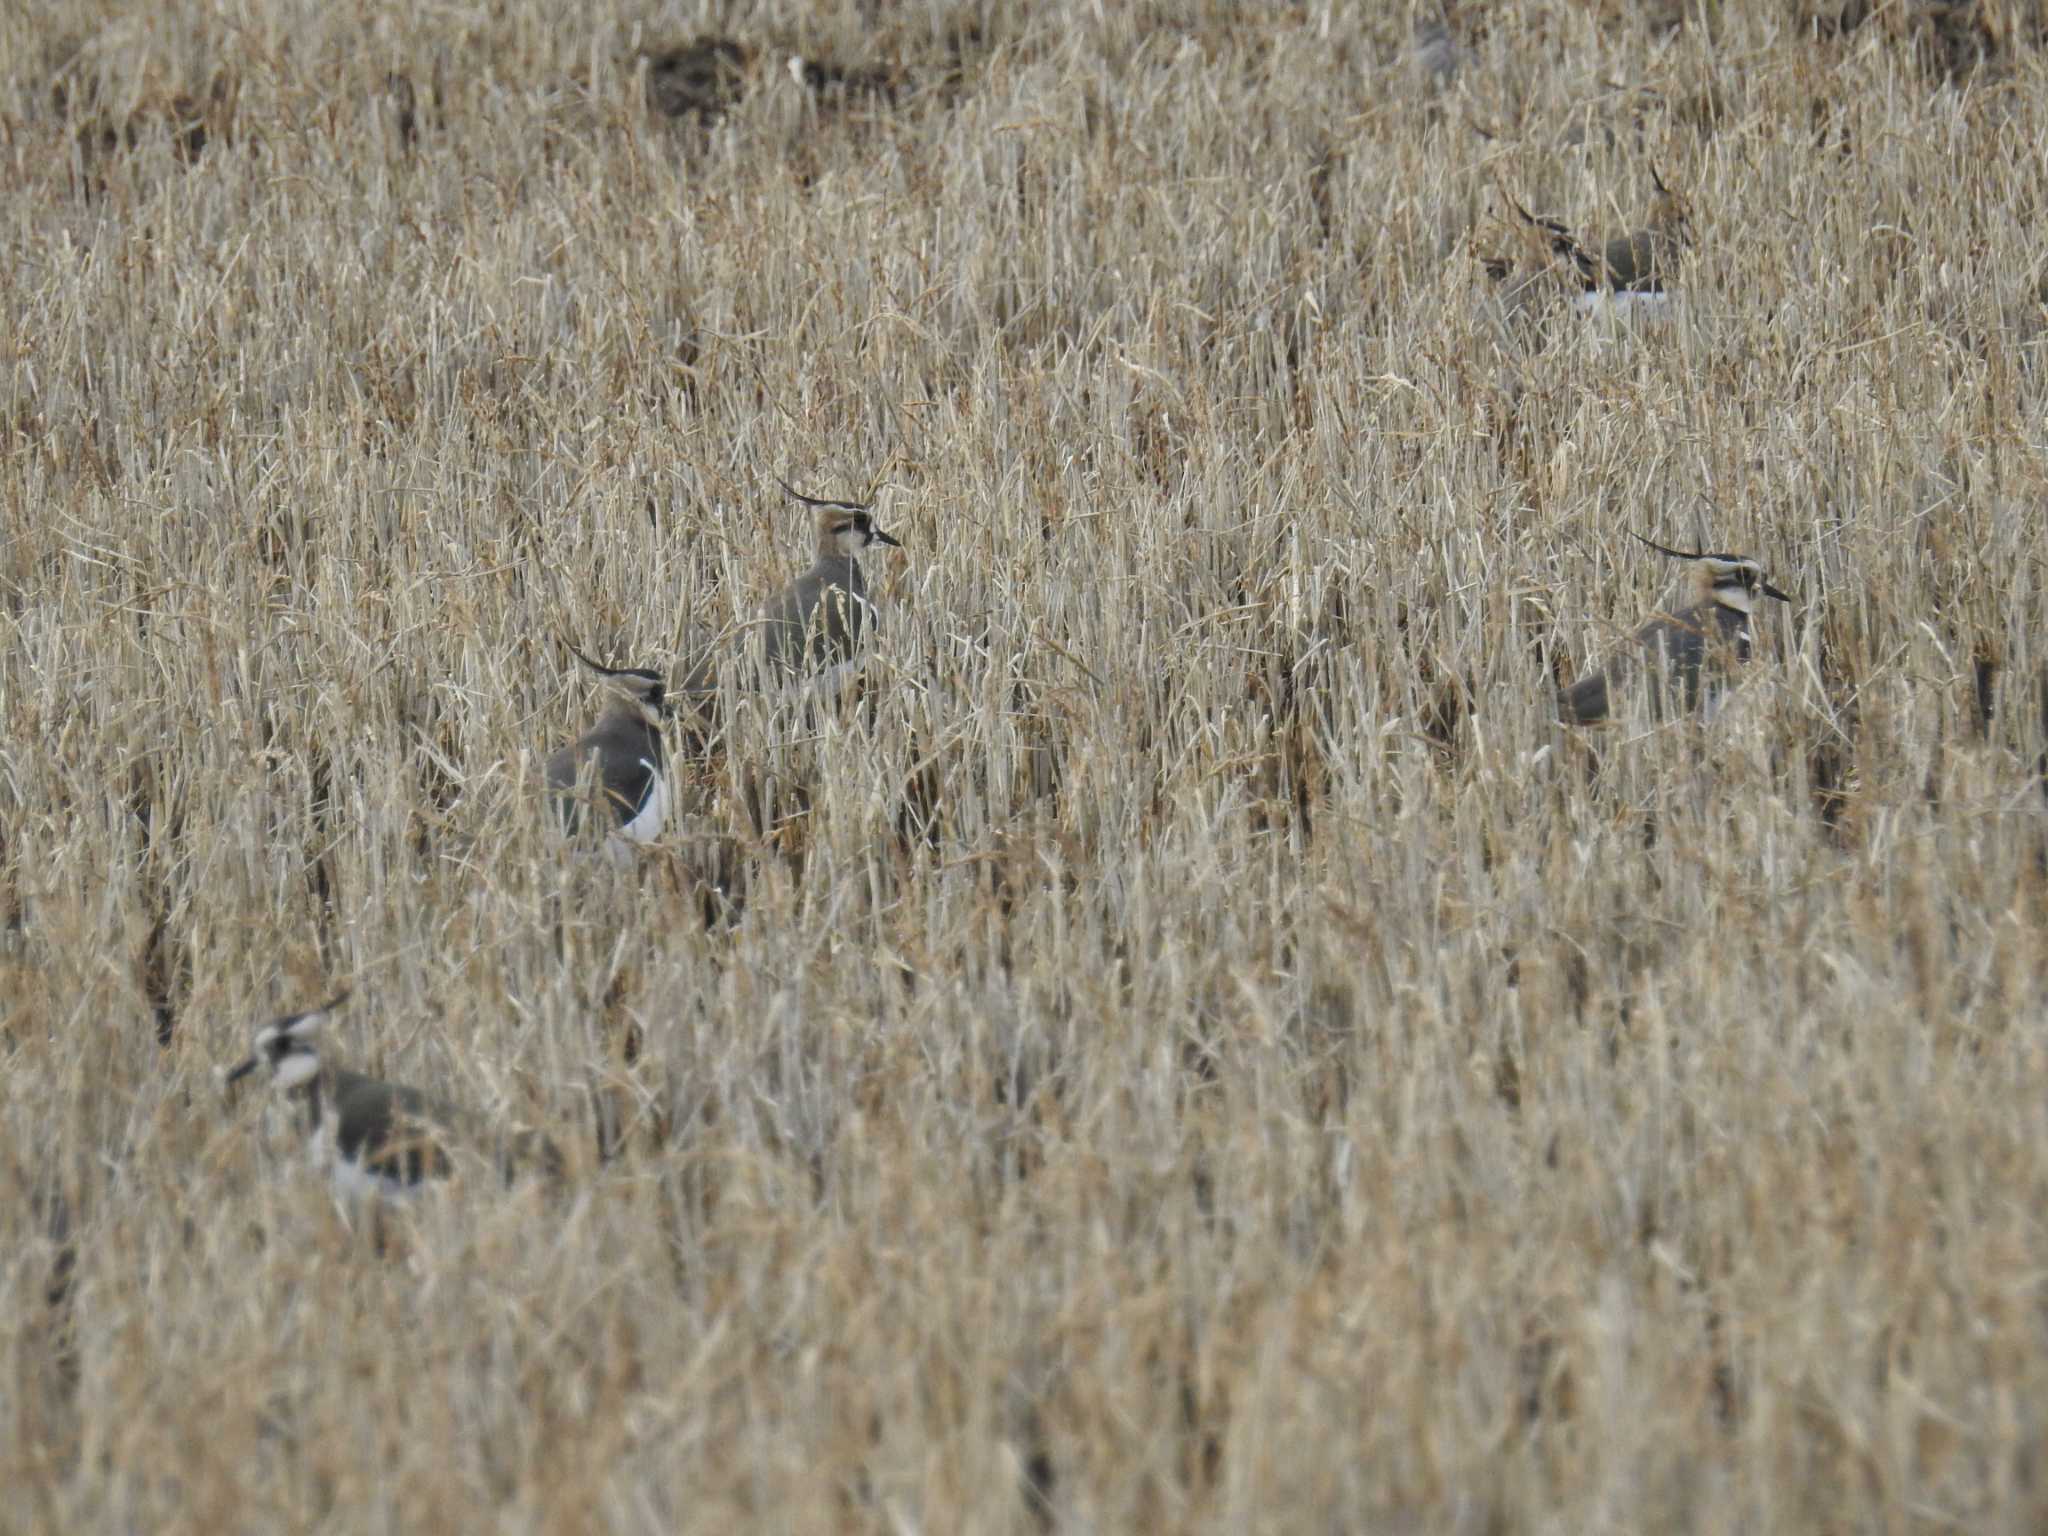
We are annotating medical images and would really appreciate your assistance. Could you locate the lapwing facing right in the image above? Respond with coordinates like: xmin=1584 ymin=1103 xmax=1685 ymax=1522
xmin=681 ymin=477 xmax=905 ymax=706
xmin=226 ymin=992 xmax=454 ymax=1200
xmin=1558 ymin=535 xmax=1792 ymax=726
xmin=1504 ymin=166 xmax=1694 ymax=308
xmin=547 ymin=643 xmax=670 ymax=846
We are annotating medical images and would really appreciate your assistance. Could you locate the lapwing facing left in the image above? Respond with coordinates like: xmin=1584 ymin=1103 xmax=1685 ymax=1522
xmin=226 ymin=992 xmax=454 ymax=1200
xmin=1504 ymin=166 xmax=1694 ymax=307
xmin=226 ymin=993 xmax=562 ymax=1201
xmin=1558 ymin=535 xmax=1792 ymax=726
xmin=681 ymin=477 xmax=904 ymax=707
xmin=547 ymin=643 xmax=670 ymax=845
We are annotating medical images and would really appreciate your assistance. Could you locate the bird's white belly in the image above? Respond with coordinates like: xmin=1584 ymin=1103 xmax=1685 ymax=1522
xmin=1572 ymin=289 xmax=1675 ymax=317
xmin=618 ymin=764 xmax=668 ymax=844
xmin=312 ymin=1113 xmax=417 ymax=1202
xmin=329 ymin=1153 xmax=416 ymax=1202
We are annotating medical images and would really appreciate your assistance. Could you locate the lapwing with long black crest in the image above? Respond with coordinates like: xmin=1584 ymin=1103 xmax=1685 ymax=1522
xmin=680 ymin=476 xmax=905 ymax=711
xmin=547 ymin=642 xmax=671 ymax=846
xmin=1502 ymin=165 xmax=1694 ymax=309
xmin=1558 ymin=534 xmax=1792 ymax=725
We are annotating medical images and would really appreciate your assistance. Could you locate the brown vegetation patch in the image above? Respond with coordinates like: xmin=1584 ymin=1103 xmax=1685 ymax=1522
xmin=5 ymin=0 xmax=2048 ymax=1528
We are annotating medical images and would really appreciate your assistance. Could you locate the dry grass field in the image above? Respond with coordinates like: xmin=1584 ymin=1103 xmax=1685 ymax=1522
xmin=7 ymin=0 xmax=2048 ymax=1528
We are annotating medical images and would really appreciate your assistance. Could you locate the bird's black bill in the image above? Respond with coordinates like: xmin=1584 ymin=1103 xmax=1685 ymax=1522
xmin=225 ymin=1057 xmax=259 ymax=1084
xmin=1761 ymin=580 xmax=1793 ymax=602
xmin=872 ymin=528 xmax=903 ymax=548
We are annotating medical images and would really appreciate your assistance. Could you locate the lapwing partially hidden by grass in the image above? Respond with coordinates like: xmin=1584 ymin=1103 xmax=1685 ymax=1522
xmin=547 ymin=643 xmax=670 ymax=846
xmin=681 ymin=477 xmax=904 ymax=708
xmin=1502 ymin=166 xmax=1694 ymax=309
xmin=1558 ymin=535 xmax=1792 ymax=726
xmin=225 ymin=993 xmax=559 ymax=1201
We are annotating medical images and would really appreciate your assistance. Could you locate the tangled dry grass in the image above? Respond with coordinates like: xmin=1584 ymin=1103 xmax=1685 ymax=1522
xmin=6 ymin=0 xmax=2048 ymax=1528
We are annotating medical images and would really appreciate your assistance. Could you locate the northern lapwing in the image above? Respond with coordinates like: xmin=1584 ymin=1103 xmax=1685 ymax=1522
xmin=1558 ymin=535 xmax=1792 ymax=725
xmin=546 ymin=643 xmax=670 ymax=845
xmin=681 ymin=477 xmax=904 ymax=705
xmin=225 ymin=992 xmax=455 ymax=1200
xmin=226 ymin=993 xmax=562 ymax=1200
xmin=1504 ymin=166 xmax=1694 ymax=307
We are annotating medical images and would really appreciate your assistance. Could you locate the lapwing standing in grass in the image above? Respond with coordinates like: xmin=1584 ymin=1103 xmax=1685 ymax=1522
xmin=681 ymin=477 xmax=905 ymax=706
xmin=1558 ymin=535 xmax=1792 ymax=725
xmin=547 ymin=644 xmax=670 ymax=845
xmin=1503 ymin=166 xmax=1694 ymax=309
xmin=226 ymin=993 xmax=454 ymax=1200
xmin=226 ymin=993 xmax=562 ymax=1201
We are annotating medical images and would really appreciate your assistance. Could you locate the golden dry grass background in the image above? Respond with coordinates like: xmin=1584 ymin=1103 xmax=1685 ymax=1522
xmin=6 ymin=0 xmax=2048 ymax=1528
